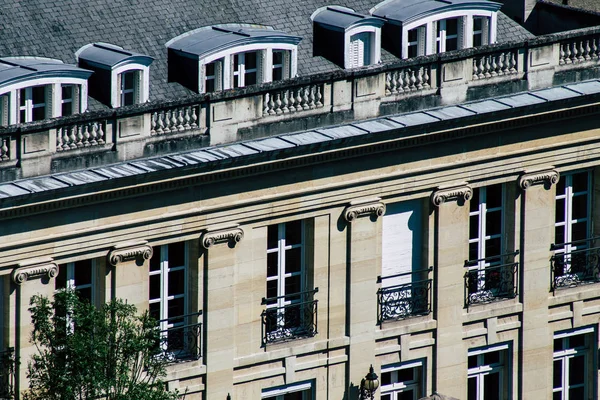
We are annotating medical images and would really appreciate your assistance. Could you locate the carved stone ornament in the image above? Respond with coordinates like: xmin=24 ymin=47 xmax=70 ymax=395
xmin=431 ymin=184 xmax=473 ymax=206
xmin=518 ymin=169 xmax=560 ymax=190
xmin=12 ymin=258 xmax=59 ymax=285
xmin=108 ymin=240 xmax=153 ymax=266
xmin=343 ymin=198 xmax=386 ymax=222
xmin=201 ymin=226 xmax=244 ymax=249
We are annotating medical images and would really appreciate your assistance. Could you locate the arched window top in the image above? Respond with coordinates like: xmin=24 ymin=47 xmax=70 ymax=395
xmin=371 ymin=0 xmax=501 ymax=26
xmin=166 ymin=24 xmax=302 ymax=61
xmin=0 ymin=57 xmax=92 ymax=90
xmin=311 ymin=6 xmax=385 ymax=32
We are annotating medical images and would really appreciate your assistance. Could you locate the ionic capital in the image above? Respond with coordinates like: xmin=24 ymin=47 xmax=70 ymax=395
xmin=12 ymin=258 xmax=59 ymax=285
xmin=108 ymin=240 xmax=153 ymax=266
xmin=343 ymin=198 xmax=386 ymax=222
xmin=518 ymin=168 xmax=560 ymax=190
xmin=201 ymin=225 xmax=244 ymax=249
xmin=431 ymin=184 xmax=473 ymax=206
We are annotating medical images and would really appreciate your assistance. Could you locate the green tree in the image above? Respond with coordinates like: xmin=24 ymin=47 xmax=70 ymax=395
xmin=25 ymin=290 xmax=180 ymax=400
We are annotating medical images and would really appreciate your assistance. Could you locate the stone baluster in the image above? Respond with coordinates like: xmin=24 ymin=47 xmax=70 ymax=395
xmin=61 ymin=128 xmax=70 ymax=150
xmin=163 ymin=111 xmax=171 ymax=133
xmin=191 ymin=107 xmax=198 ymax=128
xmin=415 ymin=68 xmax=423 ymax=90
xmin=410 ymin=70 xmax=417 ymax=91
xmin=170 ymin=110 xmax=178 ymax=131
xmin=0 ymin=138 xmax=8 ymax=161
xmin=592 ymin=38 xmax=599 ymax=59
xmin=281 ymin=90 xmax=290 ymax=113
xmin=490 ymin=55 xmax=498 ymax=76
xmin=301 ymin=87 xmax=309 ymax=110
xmin=559 ymin=44 xmax=566 ymax=65
xmin=82 ymin=124 xmax=91 ymax=146
xmin=565 ymin=43 xmax=572 ymax=64
xmin=97 ymin=122 xmax=105 ymax=145
xmin=150 ymin=112 xmax=157 ymax=134
xmin=75 ymin=125 xmax=84 ymax=147
xmin=422 ymin=67 xmax=430 ymax=89
xmin=183 ymin=107 xmax=191 ymax=130
xmin=472 ymin=58 xmax=480 ymax=80
xmin=577 ymin=41 xmax=585 ymax=62
xmin=155 ymin=112 xmax=165 ymax=134
xmin=177 ymin=109 xmax=185 ymax=131
xmin=287 ymin=90 xmax=296 ymax=112
xmin=275 ymin=93 xmax=283 ymax=114
xmin=315 ymin=85 xmax=323 ymax=107
xmin=263 ymin=93 xmax=270 ymax=116
xmin=68 ymin=126 xmax=77 ymax=149
xmin=295 ymin=89 xmax=303 ymax=112
xmin=308 ymin=86 xmax=316 ymax=109
xmin=385 ymin=73 xmax=392 ymax=95
xmin=585 ymin=40 xmax=592 ymax=61
xmin=56 ymin=130 xmax=64 ymax=151
xmin=89 ymin=123 xmax=98 ymax=145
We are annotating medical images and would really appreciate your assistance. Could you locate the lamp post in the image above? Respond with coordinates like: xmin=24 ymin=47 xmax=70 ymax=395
xmin=359 ymin=364 xmax=379 ymax=400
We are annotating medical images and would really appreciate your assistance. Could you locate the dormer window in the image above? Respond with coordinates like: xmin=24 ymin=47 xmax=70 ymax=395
xmin=19 ymin=86 xmax=47 ymax=123
xmin=166 ymin=24 xmax=301 ymax=94
xmin=371 ymin=0 xmax=501 ymax=59
xmin=61 ymin=84 xmax=79 ymax=116
xmin=76 ymin=43 xmax=153 ymax=108
xmin=312 ymin=6 xmax=384 ymax=69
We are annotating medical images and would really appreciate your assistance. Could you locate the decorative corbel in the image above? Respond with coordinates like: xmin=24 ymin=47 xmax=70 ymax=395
xmin=518 ymin=168 xmax=560 ymax=190
xmin=431 ymin=183 xmax=473 ymax=206
xmin=343 ymin=198 xmax=386 ymax=222
xmin=12 ymin=257 xmax=59 ymax=285
xmin=108 ymin=240 xmax=153 ymax=266
xmin=201 ymin=225 xmax=244 ymax=249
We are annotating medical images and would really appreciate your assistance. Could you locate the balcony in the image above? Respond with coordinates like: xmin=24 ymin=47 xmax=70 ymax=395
xmin=0 ymin=348 xmax=15 ymax=399
xmin=377 ymin=267 xmax=432 ymax=324
xmin=261 ymin=288 xmax=318 ymax=346
xmin=464 ymin=251 xmax=519 ymax=308
xmin=551 ymin=238 xmax=600 ymax=292
xmin=156 ymin=311 xmax=202 ymax=363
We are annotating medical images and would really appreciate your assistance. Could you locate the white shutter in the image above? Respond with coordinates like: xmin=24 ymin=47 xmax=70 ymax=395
xmin=381 ymin=201 xmax=422 ymax=288
xmin=45 ymin=84 xmax=53 ymax=119
xmin=282 ymin=50 xmax=291 ymax=79
xmin=256 ymin=50 xmax=265 ymax=83
xmin=134 ymin=71 xmax=142 ymax=104
xmin=417 ymin=26 xmax=426 ymax=56
xmin=432 ymin=21 xmax=438 ymax=53
xmin=73 ymin=85 xmax=81 ymax=114
xmin=482 ymin=17 xmax=490 ymax=45
xmin=215 ymin=60 xmax=223 ymax=91
xmin=116 ymin=73 xmax=122 ymax=107
xmin=0 ymin=95 xmax=8 ymax=126
xmin=457 ymin=16 xmax=466 ymax=49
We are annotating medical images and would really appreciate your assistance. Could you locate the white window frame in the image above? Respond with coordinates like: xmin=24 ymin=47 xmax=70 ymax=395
xmin=232 ymin=51 xmax=259 ymax=88
xmin=436 ymin=18 xmax=459 ymax=53
xmin=261 ymin=381 xmax=313 ymax=400
xmin=272 ymin=50 xmax=291 ymax=82
xmin=18 ymin=85 xmax=47 ymax=123
xmin=467 ymin=343 xmax=510 ymax=400
xmin=555 ymin=171 xmax=592 ymax=252
xmin=473 ymin=16 xmax=490 ymax=47
xmin=553 ymin=327 xmax=595 ymax=400
xmin=204 ymin=59 xmax=223 ymax=93
xmin=111 ymin=63 xmax=149 ymax=108
xmin=380 ymin=360 xmax=424 ymax=400
xmin=344 ymin=25 xmax=381 ymax=69
xmin=55 ymin=260 xmax=96 ymax=304
xmin=60 ymin=84 xmax=80 ymax=117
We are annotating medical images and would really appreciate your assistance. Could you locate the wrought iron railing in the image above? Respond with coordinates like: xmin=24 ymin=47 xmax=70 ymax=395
xmin=156 ymin=311 xmax=202 ymax=363
xmin=261 ymin=288 xmax=318 ymax=345
xmin=377 ymin=267 xmax=432 ymax=324
xmin=464 ymin=251 xmax=519 ymax=308
xmin=0 ymin=348 xmax=15 ymax=399
xmin=550 ymin=238 xmax=600 ymax=292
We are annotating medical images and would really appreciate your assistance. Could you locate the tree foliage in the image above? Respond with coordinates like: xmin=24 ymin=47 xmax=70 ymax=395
xmin=25 ymin=290 xmax=180 ymax=400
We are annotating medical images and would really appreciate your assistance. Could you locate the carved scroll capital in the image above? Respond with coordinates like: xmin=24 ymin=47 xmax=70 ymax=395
xmin=201 ymin=226 xmax=244 ymax=249
xmin=343 ymin=198 xmax=386 ymax=222
xmin=431 ymin=184 xmax=473 ymax=206
xmin=12 ymin=258 xmax=59 ymax=285
xmin=519 ymin=169 xmax=560 ymax=190
xmin=108 ymin=240 xmax=153 ymax=266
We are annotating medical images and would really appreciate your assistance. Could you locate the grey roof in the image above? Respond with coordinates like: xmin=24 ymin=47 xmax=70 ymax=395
xmin=0 ymin=0 xmax=529 ymax=107
xmin=0 ymin=57 xmax=92 ymax=89
xmin=496 ymin=11 xmax=535 ymax=43
xmin=372 ymin=0 xmax=502 ymax=25
xmin=167 ymin=24 xmax=302 ymax=60
xmin=1 ymin=79 xmax=597 ymax=201
xmin=312 ymin=6 xmax=385 ymax=31
xmin=77 ymin=43 xmax=154 ymax=69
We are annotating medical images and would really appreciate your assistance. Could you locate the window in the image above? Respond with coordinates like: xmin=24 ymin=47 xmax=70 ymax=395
xmin=262 ymin=381 xmax=313 ymax=400
xmin=233 ymin=51 xmax=258 ymax=88
xmin=468 ymin=344 xmax=510 ymax=400
xmin=205 ymin=60 xmax=223 ymax=93
xmin=19 ymin=85 xmax=47 ymax=122
xmin=407 ymin=28 xmax=419 ymax=58
xmin=119 ymin=70 xmax=139 ymax=106
xmin=272 ymin=50 xmax=290 ymax=81
xmin=436 ymin=18 xmax=459 ymax=53
xmin=555 ymin=171 xmax=591 ymax=247
xmin=61 ymin=85 xmax=76 ymax=116
xmin=381 ymin=361 xmax=424 ymax=400
xmin=473 ymin=17 xmax=490 ymax=47
xmin=55 ymin=260 xmax=94 ymax=303
xmin=349 ymin=32 xmax=371 ymax=68
xmin=553 ymin=327 xmax=596 ymax=400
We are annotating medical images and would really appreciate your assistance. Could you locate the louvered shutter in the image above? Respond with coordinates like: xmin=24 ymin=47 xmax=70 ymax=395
xmin=283 ymin=51 xmax=291 ymax=79
xmin=215 ymin=60 xmax=223 ymax=91
xmin=116 ymin=73 xmax=122 ymax=107
xmin=73 ymin=85 xmax=81 ymax=114
xmin=482 ymin=17 xmax=490 ymax=45
xmin=45 ymin=85 xmax=53 ymax=119
xmin=431 ymin=21 xmax=438 ymax=53
xmin=0 ymin=95 xmax=8 ymax=126
xmin=134 ymin=71 xmax=142 ymax=104
xmin=256 ymin=50 xmax=264 ymax=83
xmin=457 ymin=16 xmax=466 ymax=49
xmin=417 ymin=26 xmax=426 ymax=56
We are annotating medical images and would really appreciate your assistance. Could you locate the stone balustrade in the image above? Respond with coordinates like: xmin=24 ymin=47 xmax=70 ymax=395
xmin=262 ymin=84 xmax=324 ymax=116
xmin=472 ymin=50 xmax=518 ymax=80
xmin=150 ymin=105 xmax=198 ymax=135
xmin=385 ymin=65 xmax=432 ymax=96
xmin=0 ymin=136 xmax=9 ymax=162
xmin=559 ymin=36 xmax=600 ymax=65
xmin=56 ymin=121 xmax=106 ymax=152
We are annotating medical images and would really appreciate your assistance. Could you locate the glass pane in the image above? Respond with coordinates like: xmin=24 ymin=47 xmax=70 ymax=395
xmin=268 ymin=225 xmax=279 ymax=249
xmin=233 ymin=75 xmax=239 ymax=88
xmin=381 ymin=371 xmax=392 ymax=385
xmin=468 ymin=377 xmax=477 ymax=400
xmin=273 ymin=51 xmax=283 ymax=65
xmin=469 ymin=215 xmax=479 ymax=241
xmin=206 ymin=62 xmax=215 ymax=76
xmin=569 ymin=355 xmax=585 ymax=385
xmin=77 ymin=287 xmax=92 ymax=303
xmin=470 ymin=188 xmax=480 ymax=212
xmin=556 ymin=199 xmax=565 ymax=224
xmin=149 ymin=274 xmax=161 ymax=300
xmin=55 ymin=264 xmax=67 ymax=290
xmin=273 ymin=67 xmax=283 ymax=81
xmin=486 ymin=210 xmax=502 ymax=236
xmin=245 ymin=71 xmax=257 ymax=86
xmin=572 ymin=172 xmax=588 ymax=193
xmin=473 ymin=34 xmax=482 ymax=47
xmin=483 ymin=372 xmax=500 ymax=400
xmin=123 ymin=92 xmax=134 ymax=106
xmin=554 ymin=338 xmax=564 ymax=351
xmin=205 ymin=78 xmax=215 ymax=93
xmin=553 ymin=360 xmax=562 ymax=388
xmin=168 ymin=268 xmax=185 ymax=296
xmin=469 ymin=242 xmax=479 ymax=263
xmin=569 ymin=333 xmax=585 ymax=348
xmin=285 ymin=247 xmax=302 ymax=273
xmin=569 ymin=387 xmax=584 ymax=399
xmin=408 ymin=44 xmax=417 ymax=58
xmin=484 ymin=350 xmax=500 ymax=365
xmin=32 ymin=86 xmax=45 ymax=104
xmin=555 ymin=227 xmax=565 ymax=246
xmin=397 ymin=367 xmax=414 ymax=382
xmin=266 ymin=280 xmax=278 ymax=302
xmin=32 ymin=105 xmax=46 ymax=121
xmin=381 ymin=395 xmax=392 ymax=400
xmin=553 ymin=392 xmax=562 ymax=400
xmin=19 ymin=89 xmax=26 ymax=106
xmin=245 ymin=52 xmax=257 ymax=69
xmin=74 ymin=260 xmax=92 ymax=286
xmin=123 ymin=72 xmax=135 ymax=90
xmin=468 ymin=355 xmax=478 ymax=368
xmin=62 ymin=85 xmax=73 ymax=99
xmin=285 ymin=220 xmax=302 ymax=245
xmin=556 ymin=176 xmax=566 ymax=195
xmin=485 ymin=237 xmax=502 ymax=258
xmin=167 ymin=297 xmax=184 ymax=319
xmin=487 ymin=184 xmax=502 ymax=208
xmin=446 ymin=38 xmax=458 ymax=51
xmin=572 ymin=194 xmax=588 ymax=220
xmin=267 ymin=252 xmax=278 ymax=277
xmin=62 ymin=102 xmax=73 ymax=116
xmin=284 ymin=275 xmax=301 ymax=296
xmin=234 ymin=54 xmax=240 ymax=71
xmin=474 ymin=18 xmax=483 ymax=31
xmin=149 ymin=302 xmax=160 ymax=320
xmin=408 ymin=29 xmax=418 ymax=42
xmin=446 ymin=19 xmax=458 ymax=35
xmin=169 ymin=242 xmax=185 ymax=268
xmin=572 ymin=221 xmax=587 ymax=242
xmin=399 ymin=389 xmax=415 ymax=400
xmin=19 ymin=109 xmax=26 ymax=123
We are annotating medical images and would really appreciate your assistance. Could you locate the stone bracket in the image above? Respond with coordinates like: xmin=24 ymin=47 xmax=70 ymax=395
xmin=518 ymin=168 xmax=559 ymax=190
xmin=431 ymin=183 xmax=473 ymax=206
xmin=108 ymin=240 xmax=153 ymax=266
xmin=343 ymin=198 xmax=386 ymax=222
xmin=12 ymin=257 xmax=59 ymax=285
xmin=201 ymin=225 xmax=244 ymax=249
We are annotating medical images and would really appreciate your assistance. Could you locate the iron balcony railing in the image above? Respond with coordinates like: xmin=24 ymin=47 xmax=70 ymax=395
xmin=550 ymin=237 xmax=600 ymax=292
xmin=464 ymin=251 xmax=519 ymax=308
xmin=377 ymin=267 xmax=433 ymax=324
xmin=156 ymin=310 xmax=202 ymax=363
xmin=0 ymin=347 xmax=15 ymax=399
xmin=261 ymin=288 xmax=318 ymax=346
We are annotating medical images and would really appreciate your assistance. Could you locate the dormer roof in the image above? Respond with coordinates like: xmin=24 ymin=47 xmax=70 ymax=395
xmin=76 ymin=43 xmax=154 ymax=70
xmin=166 ymin=24 xmax=302 ymax=60
xmin=311 ymin=6 xmax=385 ymax=32
xmin=371 ymin=0 xmax=502 ymax=25
xmin=0 ymin=57 xmax=92 ymax=89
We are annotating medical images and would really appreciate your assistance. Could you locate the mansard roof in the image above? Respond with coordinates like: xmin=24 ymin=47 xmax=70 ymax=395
xmin=0 ymin=57 xmax=92 ymax=89
xmin=76 ymin=43 xmax=154 ymax=70
xmin=371 ymin=0 xmax=502 ymax=25
xmin=311 ymin=6 xmax=385 ymax=31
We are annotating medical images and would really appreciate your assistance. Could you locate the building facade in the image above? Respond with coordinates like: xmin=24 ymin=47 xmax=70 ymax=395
xmin=1 ymin=0 xmax=600 ymax=399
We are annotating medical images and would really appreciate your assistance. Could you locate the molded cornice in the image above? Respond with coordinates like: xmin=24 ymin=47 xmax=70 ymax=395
xmin=518 ymin=168 xmax=560 ymax=190
xmin=343 ymin=198 xmax=386 ymax=222
xmin=431 ymin=184 xmax=473 ymax=206
xmin=108 ymin=240 xmax=153 ymax=266
xmin=12 ymin=257 xmax=59 ymax=285
xmin=201 ymin=225 xmax=244 ymax=248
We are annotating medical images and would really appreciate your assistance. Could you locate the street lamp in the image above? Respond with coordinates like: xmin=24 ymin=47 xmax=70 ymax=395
xmin=359 ymin=364 xmax=379 ymax=400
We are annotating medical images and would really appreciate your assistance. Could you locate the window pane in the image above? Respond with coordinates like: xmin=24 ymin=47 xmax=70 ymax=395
xmin=266 ymin=280 xmax=278 ymax=302
xmin=285 ymin=275 xmax=301 ymax=296
xmin=245 ymin=52 xmax=257 ymax=69
xmin=268 ymin=225 xmax=279 ymax=249
xmin=19 ymin=89 xmax=26 ymax=106
xmin=206 ymin=62 xmax=215 ymax=76
xmin=32 ymin=86 xmax=45 ymax=104
xmin=408 ymin=29 xmax=418 ymax=42
xmin=487 ymin=185 xmax=502 ymax=208
xmin=245 ymin=71 xmax=257 ymax=86
xmin=169 ymin=242 xmax=185 ymax=268
xmin=397 ymin=367 xmax=414 ymax=381
xmin=572 ymin=221 xmax=587 ymax=241
xmin=123 ymin=92 xmax=134 ymax=106
xmin=273 ymin=67 xmax=283 ymax=81
xmin=553 ymin=359 xmax=562 ymax=388
xmin=469 ymin=215 xmax=479 ymax=241
xmin=555 ymin=226 xmax=565 ymax=246
xmin=572 ymin=194 xmax=588 ymax=220
xmin=77 ymin=287 xmax=92 ymax=303
xmin=168 ymin=297 xmax=185 ymax=319
xmin=473 ymin=34 xmax=482 ymax=47
xmin=123 ymin=72 xmax=135 ymax=90
xmin=470 ymin=188 xmax=480 ymax=212
xmin=381 ymin=371 xmax=392 ymax=386
xmin=485 ymin=237 xmax=502 ymax=258
xmin=468 ymin=355 xmax=478 ymax=368
xmin=168 ymin=268 xmax=185 ymax=296
xmin=19 ymin=109 xmax=26 ymax=123
xmin=234 ymin=54 xmax=240 ymax=71
xmin=32 ymin=105 xmax=46 ymax=121
xmin=62 ymin=85 xmax=73 ymax=99
xmin=149 ymin=302 xmax=160 ymax=321
xmin=285 ymin=248 xmax=302 ymax=273
xmin=474 ymin=18 xmax=483 ymax=31
xmin=483 ymin=372 xmax=500 ymax=400
xmin=556 ymin=199 xmax=565 ymax=223
xmin=569 ymin=355 xmax=585 ymax=385
xmin=273 ymin=51 xmax=283 ymax=65
xmin=74 ymin=260 xmax=92 ymax=286
xmin=554 ymin=338 xmax=564 ymax=351
xmin=267 ymin=252 xmax=279 ymax=277
xmin=205 ymin=78 xmax=215 ymax=93
xmin=572 ymin=172 xmax=588 ymax=193
xmin=484 ymin=350 xmax=500 ymax=365
xmin=486 ymin=210 xmax=502 ymax=236
xmin=408 ymin=44 xmax=417 ymax=58
xmin=150 ymin=247 xmax=161 ymax=271
xmin=556 ymin=176 xmax=566 ymax=195
xmin=62 ymin=102 xmax=73 ymax=116
xmin=149 ymin=274 xmax=161 ymax=300
xmin=446 ymin=38 xmax=458 ymax=51
xmin=55 ymin=264 xmax=67 ymax=290
xmin=569 ymin=333 xmax=585 ymax=348
xmin=468 ymin=377 xmax=477 ymax=400
xmin=446 ymin=19 xmax=458 ymax=35
xmin=285 ymin=220 xmax=302 ymax=245
xmin=399 ymin=389 xmax=415 ymax=400
xmin=569 ymin=387 xmax=584 ymax=399
xmin=469 ymin=242 xmax=479 ymax=261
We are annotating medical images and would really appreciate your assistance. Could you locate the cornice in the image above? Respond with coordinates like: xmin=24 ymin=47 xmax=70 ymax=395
xmin=431 ymin=183 xmax=473 ymax=206
xmin=12 ymin=257 xmax=59 ymax=285
xmin=201 ymin=225 xmax=244 ymax=248
xmin=518 ymin=168 xmax=560 ymax=190
xmin=108 ymin=240 xmax=153 ymax=266
xmin=343 ymin=198 xmax=386 ymax=222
